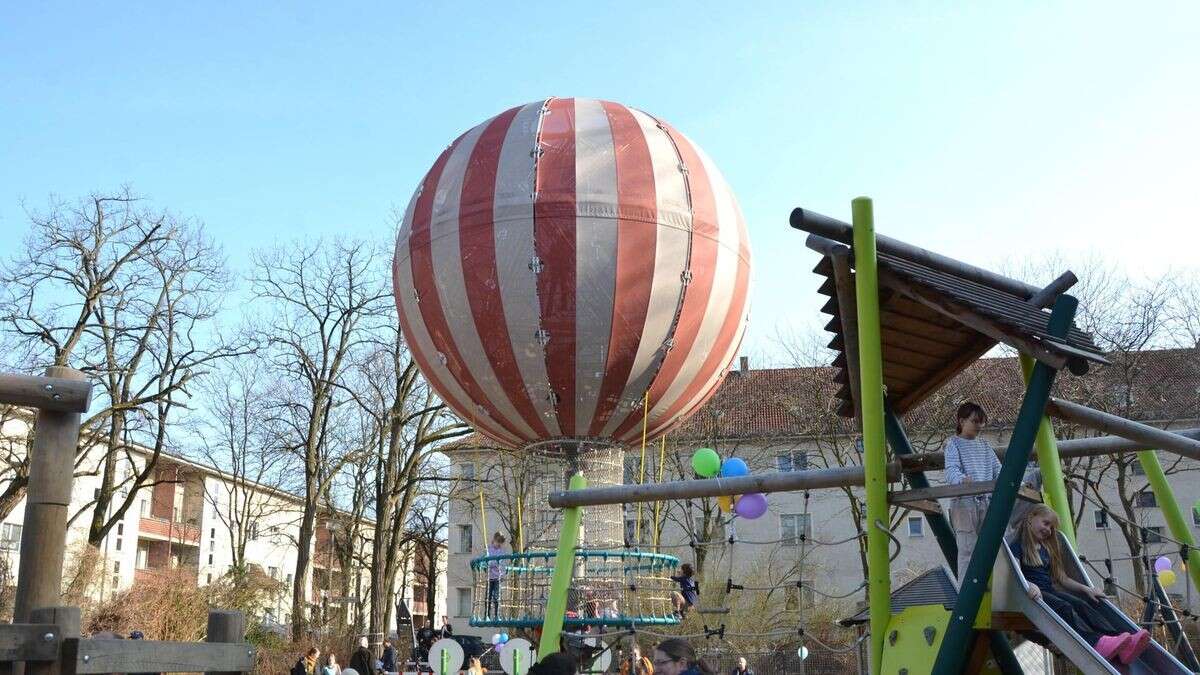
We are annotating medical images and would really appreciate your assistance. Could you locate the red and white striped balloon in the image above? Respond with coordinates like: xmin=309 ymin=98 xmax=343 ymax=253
xmin=392 ymin=98 xmax=751 ymax=449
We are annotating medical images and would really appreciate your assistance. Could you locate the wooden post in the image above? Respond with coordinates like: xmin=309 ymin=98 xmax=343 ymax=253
xmin=27 ymin=607 xmax=80 ymax=675
xmin=205 ymin=610 xmax=248 ymax=675
xmin=13 ymin=367 xmax=88 ymax=626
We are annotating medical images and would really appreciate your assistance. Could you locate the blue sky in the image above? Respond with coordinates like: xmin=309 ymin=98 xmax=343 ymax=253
xmin=2 ymin=2 xmax=1198 ymax=364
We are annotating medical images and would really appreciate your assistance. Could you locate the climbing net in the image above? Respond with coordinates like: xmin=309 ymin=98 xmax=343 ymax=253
xmin=469 ymin=549 xmax=680 ymax=628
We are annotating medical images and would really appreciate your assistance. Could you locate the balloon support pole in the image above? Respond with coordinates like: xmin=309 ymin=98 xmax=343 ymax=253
xmin=538 ymin=472 xmax=587 ymax=657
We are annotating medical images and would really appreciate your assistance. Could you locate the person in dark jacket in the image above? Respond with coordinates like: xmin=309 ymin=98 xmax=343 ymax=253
xmin=349 ymin=638 xmax=374 ymax=675
xmin=381 ymin=640 xmax=397 ymax=673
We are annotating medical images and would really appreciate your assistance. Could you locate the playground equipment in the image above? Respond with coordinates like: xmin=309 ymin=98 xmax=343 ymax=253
xmin=537 ymin=198 xmax=1200 ymax=674
xmin=0 ymin=370 xmax=256 ymax=675
xmin=391 ymin=97 xmax=753 ymax=653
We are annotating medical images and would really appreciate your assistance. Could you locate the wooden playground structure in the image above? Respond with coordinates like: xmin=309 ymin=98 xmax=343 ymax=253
xmin=541 ymin=199 xmax=1200 ymax=674
xmin=0 ymin=368 xmax=256 ymax=675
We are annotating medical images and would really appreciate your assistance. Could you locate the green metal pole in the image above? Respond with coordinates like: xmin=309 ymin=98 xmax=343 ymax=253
xmin=932 ymin=295 xmax=1077 ymax=675
xmin=1019 ymin=354 xmax=1076 ymax=545
xmin=538 ymin=472 xmax=587 ymax=657
xmin=851 ymin=197 xmax=889 ymax=675
xmin=514 ymin=648 xmax=522 ymax=675
xmin=1137 ymin=449 xmax=1200 ymax=592
xmin=441 ymin=646 xmax=449 ymax=675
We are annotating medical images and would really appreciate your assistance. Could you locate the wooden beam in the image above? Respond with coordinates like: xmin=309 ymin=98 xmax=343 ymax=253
xmin=889 ymin=481 xmax=1042 ymax=504
xmin=896 ymin=498 xmax=943 ymax=515
xmin=892 ymin=335 xmax=996 ymax=414
xmin=61 ymin=640 xmax=255 ymax=675
xmin=988 ymin=613 xmax=1035 ymax=632
xmin=0 ymin=624 xmax=62 ymax=662
xmin=877 ymin=269 xmax=1067 ymax=370
xmin=0 ymin=373 xmax=92 ymax=413
xmin=1026 ymin=271 xmax=1078 ymax=307
xmin=206 ymin=610 xmax=248 ymax=675
xmin=28 ymin=607 xmax=79 ymax=675
xmin=829 ymin=250 xmax=863 ymax=421
xmin=1046 ymin=399 xmax=1200 ymax=462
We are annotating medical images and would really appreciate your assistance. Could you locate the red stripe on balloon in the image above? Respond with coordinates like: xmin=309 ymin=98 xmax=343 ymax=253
xmin=587 ymin=101 xmax=658 ymax=436
xmin=409 ymin=135 xmax=529 ymax=443
xmin=609 ymin=119 xmax=720 ymax=442
xmin=459 ymin=105 xmax=550 ymax=442
xmin=534 ymin=97 xmax=579 ymax=437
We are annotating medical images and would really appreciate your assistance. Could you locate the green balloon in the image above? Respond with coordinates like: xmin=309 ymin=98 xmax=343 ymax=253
xmin=692 ymin=448 xmax=721 ymax=478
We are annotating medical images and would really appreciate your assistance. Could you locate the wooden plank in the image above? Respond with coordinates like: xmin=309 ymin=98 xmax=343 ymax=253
xmin=893 ymin=336 xmax=996 ymax=414
xmin=891 ymin=481 xmax=1043 ymax=504
xmin=880 ymin=327 xmax=961 ymax=359
xmin=64 ymin=639 xmax=255 ymax=675
xmin=896 ymin=498 xmax=943 ymax=515
xmin=29 ymin=607 xmax=80 ymax=675
xmin=882 ymin=303 xmax=973 ymax=343
xmin=0 ymin=624 xmax=62 ymax=661
xmin=0 ymin=373 xmax=92 ymax=413
xmin=206 ymin=609 xmax=246 ymax=675
xmin=990 ymin=612 xmax=1035 ymax=631
xmin=829 ymin=251 xmax=863 ymax=421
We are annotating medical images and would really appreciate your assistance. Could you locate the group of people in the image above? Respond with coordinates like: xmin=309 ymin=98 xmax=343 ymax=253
xmin=291 ymin=638 xmax=399 ymax=675
xmin=945 ymin=401 xmax=1153 ymax=665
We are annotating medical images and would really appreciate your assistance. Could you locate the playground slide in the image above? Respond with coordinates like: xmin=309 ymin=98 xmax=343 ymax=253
xmin=993 ymin=535 xmax=1192 ymax=675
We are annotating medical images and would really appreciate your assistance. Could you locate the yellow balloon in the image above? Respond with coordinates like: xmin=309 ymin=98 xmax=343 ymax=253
xmin=1160 ymin=569 xmax=1178 ymax=587
xmin=718 ymin=495 xmax=735 ymax=512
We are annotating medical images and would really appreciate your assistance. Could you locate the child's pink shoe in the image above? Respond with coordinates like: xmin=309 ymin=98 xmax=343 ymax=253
xmin=1093 ymin=634 xmax=1130 ymax=661
xmin=1118 ymin=629 xmax=1151 ymax=664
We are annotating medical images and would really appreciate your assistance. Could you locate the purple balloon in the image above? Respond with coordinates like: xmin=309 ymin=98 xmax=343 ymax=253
xmin=1155 ymin=556 xmax=1172 ymax=573
xmin=734 ymin=492 xmax=768 ymax=519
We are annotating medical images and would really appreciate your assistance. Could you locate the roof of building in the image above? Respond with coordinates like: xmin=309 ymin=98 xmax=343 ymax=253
xmin=443 ymin=347 xmax=1200 ymax=450
xmin=839 ymin=565 xmax=959 ymax=626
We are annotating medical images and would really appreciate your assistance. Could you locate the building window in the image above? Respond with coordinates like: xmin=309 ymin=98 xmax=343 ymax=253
xmin=907 ymin=517 xmax=924 ymax=537
xmin=269 ymin=566 xmax=278 ymax=579
xmin=248 ymin=522 xmax=259 ymax=540
xmin=457 ymin=524 xmax=473 ymax=554
xmin=112 ymin=575 xmax=120 ymax=590
xmin=776 ymin=451 xmax=809 ymax=472
xmin=1143 ymin=527 xmax=1164 ymax=545
xmin=1135 ymin=492 xmax=1158 ymax=508
xmin=208 ymin=553 xmax=214 ymax=565
xmin=140 ymin=500 xmax=149 ymax=517
xmin=1193 ymin=509 xmax=1200 ymax=527
xmin=1094 ymin=510 xmax=1109 ymax=530
xmin=113 ymin=561 xmax=120 ymax=573
xmin=211 ymin=528 xmax=216 ymax=538
xmin=456 ymin=588 xmax=472 ymax=617
xmin=1131 ymin=462 xmax=1146 ymax=476
xmin=286 ymin=573 xmax=293 ymax=586
xmin=785 ymin=586 xmax=798 ymax=610
xmin=136 ymin=546 xmax=149 ymax=569
xmin=1 ymin=523 xmax=22 ymax=551
xmin=173 ymin=506 xmax=181 ymax=522
xmin=115 ymin=537 xmax=122 ymax=552
xmin=624 ymin=518 xmax=638 ymax=544
xmin=461 ymin=464 xmax=475 ymax=480
xmin=780 ymin=514 xmax=812 ymax=546
xmin=206 ymin=573 xmax=213 ymax=584
xmin=117 ymin=523 xmax=124 ymax=536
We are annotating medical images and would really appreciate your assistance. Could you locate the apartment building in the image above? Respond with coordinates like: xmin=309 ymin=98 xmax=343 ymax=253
xmin=0 ymin=416 xmax=447 ymax=629
xmin=442 ymin=348 xmax=1200 ymax=638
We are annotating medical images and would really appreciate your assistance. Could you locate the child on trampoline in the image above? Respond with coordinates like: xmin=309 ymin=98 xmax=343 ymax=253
xmin=486 ymin=532 xmax=507 ymax=618
xmin=670 ymin=563 xmax=699 ymax=618
xmin=1012 ymin=504 xmax=1151 ymax=664
xmin=944 ymin=401 xmax=1001 ymax=577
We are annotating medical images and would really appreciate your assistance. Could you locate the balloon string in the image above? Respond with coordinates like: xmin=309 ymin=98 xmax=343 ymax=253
xmin=635 ymin=390 xmax=650 ymax=545
xmin=653 ymin=434 xmax=667 ymax=551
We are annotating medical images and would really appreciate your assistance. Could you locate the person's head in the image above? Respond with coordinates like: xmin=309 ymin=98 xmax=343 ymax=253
xmin=328 ymin=654 xmax=338 ymax=666
xmin=653 ymin=639 xmax=712 ymax=675
xmin=359 ymin=637 xmax=369 ymax=649
xmin=737 ymin=657 xmax=747 ymax=671
xmin=1018 ymin=504 xmax=1067 ymax=584
xmin=129 ymin=630 xmax=145 ymax=640
xmin=384 ymin=640 xmax=391 ymax=648
xmin=493 ymin=532 xmax=507 ymax=545
xmin=955 ymin=402 xmax=987 ymax=438
xmin=529 ymin=652 xmax=577 ymax=675
xmin=306 ymin=647 xmax=321 ymax=661
xmin=679 ymin=563 xmax=694 ymax=578
xmin=629 ymin=643 xmax=641 ymax=659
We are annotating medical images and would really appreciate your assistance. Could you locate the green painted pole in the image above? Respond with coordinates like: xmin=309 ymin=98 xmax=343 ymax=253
xmin=441 ymin=646 xmax=449 ymax=675
xmin=514 ymin=648 xmax=522 ymax=675
xmin=538 ymin=472 xmax=587 ymax=657
xmin=932 ymin=295 xmax=1077 ymax=675
xmin=1137 ymin=449 xmax=1200 ymax=592
xmin=851 ymin=197 xmax=889 ymax=675
xmin=1019 ymin=354 xmax=1076 ymax=545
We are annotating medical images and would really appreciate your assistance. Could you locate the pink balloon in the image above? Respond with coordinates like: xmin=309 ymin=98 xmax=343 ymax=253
xmin=734 ymin=492 xmax=768 ymax=519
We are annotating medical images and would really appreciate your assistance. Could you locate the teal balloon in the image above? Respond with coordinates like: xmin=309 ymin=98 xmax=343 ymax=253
xmin=720 ymin=457 xmax=749 ymax=478
xmin=692 ymin=448 xmax=721 ymax=478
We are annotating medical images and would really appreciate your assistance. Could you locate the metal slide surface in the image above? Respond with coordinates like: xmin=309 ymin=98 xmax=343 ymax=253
xmin=992 ymin=535 xmax=1193 ymax=675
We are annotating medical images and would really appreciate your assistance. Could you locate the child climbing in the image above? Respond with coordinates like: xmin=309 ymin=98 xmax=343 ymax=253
xmin=1012 ymin=504 xmax=1151 ymax=664
xmin=670 ymin=563 xmax=699 ymax=618
xmin=487 ymin=532 xmax=507 ymax=618
xmin=943 ymin=401 xmax=1000 ymax=577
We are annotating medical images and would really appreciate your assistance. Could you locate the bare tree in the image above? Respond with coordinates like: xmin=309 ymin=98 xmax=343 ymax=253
xmin=196 ymin=355 xmax=294 ymax=574
xmin=0 ymin=190 xmax=244 ymax=542
xmin=250 ymin=236 xmax=390 ymax=640
xmin=406 ymin=483 xmax=451 ymax=627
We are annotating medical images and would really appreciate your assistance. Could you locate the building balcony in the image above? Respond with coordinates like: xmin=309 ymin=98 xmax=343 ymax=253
xmin=138 ymin=516 xmax=200 ymax=545
xmin=134 ymin=566 xmax=199 ymax=586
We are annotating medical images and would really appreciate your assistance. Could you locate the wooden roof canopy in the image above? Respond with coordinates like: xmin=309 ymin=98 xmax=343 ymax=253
xmin=791 ymin=208 xmax=1109 ymax=419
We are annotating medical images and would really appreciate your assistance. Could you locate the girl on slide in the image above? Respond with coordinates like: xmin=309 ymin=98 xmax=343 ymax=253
xmin=1012 ymin=504 xmax=1151 ymax=664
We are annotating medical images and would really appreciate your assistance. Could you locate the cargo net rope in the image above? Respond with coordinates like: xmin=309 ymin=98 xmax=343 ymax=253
xmin=469 ymin=442 xmax=681 ymax=628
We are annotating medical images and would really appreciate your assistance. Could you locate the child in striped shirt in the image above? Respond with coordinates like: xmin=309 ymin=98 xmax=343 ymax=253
xmin=944 ymin=401 xmax=1000 ymax=578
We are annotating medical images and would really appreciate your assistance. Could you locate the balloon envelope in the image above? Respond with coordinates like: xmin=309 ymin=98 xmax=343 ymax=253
xmin=1160 ymin=569 xmax=1178 ymax=587
xmin=720 ymin=457 xmax=749 ymax=478
xmin=393 ymin=98 xmax=752 ymax=450
xmin=692 ymin=448 xmax=721 ymax=478
xmin=734 ymin=493 xmax=768 ymax=519
xmin=1155 ymin=556 xmax=1172 ymax=573
xmin=718 ymin=495 xmax=735 ymax=512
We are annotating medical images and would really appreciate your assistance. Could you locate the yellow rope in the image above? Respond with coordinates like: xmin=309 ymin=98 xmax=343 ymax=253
xmin=635 ymin=390 xmax=650 ymax=545
xmin=478 ymin=476 xmax=488 ymax=554
xmin=652 ymin=435 xmax=667 ymax=551
xmin=516 ymin=491 xmax=524 ymax=552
